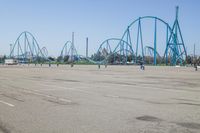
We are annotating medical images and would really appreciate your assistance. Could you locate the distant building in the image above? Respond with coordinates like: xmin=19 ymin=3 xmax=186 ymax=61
xmin=5 ymin=59 xmax=18 ymax=65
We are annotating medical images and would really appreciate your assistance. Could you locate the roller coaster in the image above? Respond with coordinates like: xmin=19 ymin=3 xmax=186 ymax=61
xmin=9 ymin=31 xmax=49 ymax=63
xmin=144 ymin=46 xmax=162 ymax=64
xmin=98 ymin=6 xmax=187 ymax=65
xmin=95 ymin=38 xmax=134 ymax=64
xmin=9 ymin=6 xmax=187 ymax=66
xmin=59 ymin=41 xmax=79 ymax=62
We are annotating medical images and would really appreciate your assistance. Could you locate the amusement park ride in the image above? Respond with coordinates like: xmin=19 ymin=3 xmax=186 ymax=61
xmin=9 ymin=6 xmax=187 ymax=66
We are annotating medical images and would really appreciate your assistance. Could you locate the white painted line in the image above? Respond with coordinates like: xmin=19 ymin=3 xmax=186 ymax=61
xmin=41 ymin=84 xmax=95 ymax=94
xmin=21 ymin=89 xmax=72 ymax=103
xmin=105 ymin=95 xmax=120 ymax=98
xmin=0 ymin=100 xmax=15 ymax=107
xmin=59 ymin=98 xmax=72 ymax=103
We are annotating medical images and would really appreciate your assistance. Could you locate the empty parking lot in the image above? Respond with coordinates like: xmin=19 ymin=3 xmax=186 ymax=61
xmin=0 ymin=65 xmax=200 ymax=133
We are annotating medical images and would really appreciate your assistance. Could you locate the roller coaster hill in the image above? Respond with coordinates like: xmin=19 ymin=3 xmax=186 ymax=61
xmin=9 ymin=31 xmax=49 ymax=63
xmin=9 ymin=6 xmax=188 ymax=66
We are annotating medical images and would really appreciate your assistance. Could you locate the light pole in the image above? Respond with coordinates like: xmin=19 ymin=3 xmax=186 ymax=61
xmin=86 ymin=37 xmax=88 ymax=58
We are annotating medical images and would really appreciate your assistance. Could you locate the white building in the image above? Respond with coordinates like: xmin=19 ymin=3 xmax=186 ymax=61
xmin=5 ymin=59 xmax=18 ymax=65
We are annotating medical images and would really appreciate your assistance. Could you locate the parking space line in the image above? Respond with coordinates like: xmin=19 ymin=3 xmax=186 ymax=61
xmin=0 ymin=100 xmax=15 ymax=107
xmin=21 ymin=89 xmax=72 ymax=103
xmin=41 ymin=84 xmax=95 ymax=94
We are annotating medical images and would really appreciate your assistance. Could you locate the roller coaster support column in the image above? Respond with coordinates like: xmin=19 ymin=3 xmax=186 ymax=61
xmin=165 ymin=6 xmax=187 ymax=65
xmin=165 ymin=26 xmax=168 ymax=65
xmin=174 ymin=6 xmax=179 ymax=65
xmin=136 ymin=18 xmax=144 ymax=64
xmin=136 ymin=19 xmax=139 ymax=63
xmin=10 ymin=44 xmax=12 ymax=58
xmin=154 ymin=18 xmax=157 ymax=65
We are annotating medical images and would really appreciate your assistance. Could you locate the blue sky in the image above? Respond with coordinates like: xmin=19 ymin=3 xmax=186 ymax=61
xmin=0 ymin=0 xmax=199 ymax=57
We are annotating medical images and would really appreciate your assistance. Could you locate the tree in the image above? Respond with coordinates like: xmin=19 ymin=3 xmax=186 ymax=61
xmin=186 ymin=55 xmax=192 ymax=65
xmin=48 ymin=56 xmax=55 ymax=61
xmin=57 ymin=56 xmax=63 ymax=62
xmin=197 ymin=56 xmax=200 ymax=65
xmin=64 ymin=55 xmax=70 ymax=63
xmin=0 ymin=55 xmax=6 ymax=63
